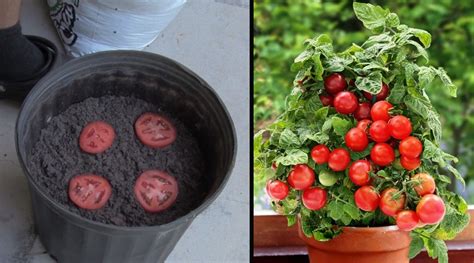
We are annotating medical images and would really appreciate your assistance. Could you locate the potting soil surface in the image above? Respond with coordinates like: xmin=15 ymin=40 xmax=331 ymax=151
xmin=29 ymin=95 xmax=207 ymax=226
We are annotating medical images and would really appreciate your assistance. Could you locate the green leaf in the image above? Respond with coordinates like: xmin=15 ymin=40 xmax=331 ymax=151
xmin=446 ymin=164 xmax=465 ymax=187
xmin=353 ymin=2 xmax=390 ymax=32
xmin=327 ymin=201 xmax=343 ymax=221
xmin=423 ymin=238 xmax=448 ymax=263
xmin=275 ymin=149 xmax=308 ymax=166
xmin=287 ymin=214 xmax=297 ymax=227
xmin=324 ymin=56 xmax=353 ymax=72
xmin=343 ymin=200 xmax=361 ymax=220
xmin=314 ymin=106 xmax=329 ymax=122
xmin=355 ymin=72 xmax=383 ymax=94
xmin=279 ymin=129 xmax=301 ymax=148
xmin=322 ymin=118 xmax=333 ymax=132
xmin=386 ymin=13 xmax=400 ymax=28
xmin=435 ymin=68 xmax=457 ymax=97
xmin=432 ymin=204 xmax=469 ymax=240
xmin=409 ymin=233 xmax=424 ymax=259
xmin=350 ymin=143 xmax=373 ymax=160
xmin=406 ymin=40 xmax=429 ymax=62
xmin=387 ymin=80 xmax=405 ymax=104
xmin=339 ymin=43 xmax=364 ymax=55
xmin=312 ymin=52 xmax=324 ymax=80
xmin=408 ymin=28 xmax=432 ymax=48
xmin=294 ymin=49 xmax=314 ymax=64
xmin=417 ymin=66 xmax=436 ymax=90
xmin=332 ymin=116 xmax=352 ymax=136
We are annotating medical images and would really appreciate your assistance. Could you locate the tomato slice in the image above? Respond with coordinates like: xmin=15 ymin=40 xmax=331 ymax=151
xmin=135 ymin=112 xmax=177 ymax=148
xmin=134 ymin=170 xmax=179 ymax=213
xmin=79 ymin=121 xmax=116 ymax=154
xmin=68 ymin=174 xmax=112 ymax=210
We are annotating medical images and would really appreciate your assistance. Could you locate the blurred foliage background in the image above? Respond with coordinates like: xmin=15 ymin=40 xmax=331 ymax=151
xmin=254 ymin=0 xmax=474 ymax=208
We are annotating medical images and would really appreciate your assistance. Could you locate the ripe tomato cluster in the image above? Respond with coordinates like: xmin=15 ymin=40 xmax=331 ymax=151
xmin=266 ymin=73 xmax=447 ymax=231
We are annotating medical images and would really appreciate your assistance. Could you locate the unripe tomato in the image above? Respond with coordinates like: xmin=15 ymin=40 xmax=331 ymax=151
xmin=324 ymin=73 xmax=347 ymax=95
xmin=287 ymin=164 xmax=315 ymax=190
xmin=380 ymin=188 xmax=406 ymax=217
xmin=319 ymin=94 xmax=334 ymax=106
xmin=416 ymin=194 xmax=446 ymax=224
xmin=370 ymin=143 xmax=395 ymax=166
xmin=356 ymin=119 xmax=372 ymax=132
xmin=388 ymin=115 xmax=412 ymax=140
xmin=370 ymin=101 xmax=393 ymax=121
xmin=354 ymin=186 xmax=380 ymax=211
xmin=334 ymin=91 xmax=358 ymax=114
xmin=363 ymin=83 xmax=390 ymax=101
xmin=319 ymin=169 xmax=338 ymax=186
xmin=399 ymin=136 xmax=423 ymax=159
xmin=369 ymin=120 xmax=391 ymax=143
xmin=302 ymin=187 xmax=327 ymax=210
xmin=354 ymin=102 xmax=371 ymax=121
xmin=412 ymin=173 xmax=436 ymax=196
xmin=345 ymin=128 xmax=369 ymax=152
xmin=400 ymin=155 xmax=421 ymax=171
xmin=349 ymin=160 xmax=371 ymax=186
xmin=266 ymin=180 xmax=289 ymax=201
xmin=396 ymin=210 xmax=419 ymax=231
xmin=328 ymin=148 xmax=351 ymax=172
xmin=311 ymin=144 xmax=330 ymax=165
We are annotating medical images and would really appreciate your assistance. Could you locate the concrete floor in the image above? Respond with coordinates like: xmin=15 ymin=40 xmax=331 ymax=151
xmin=0 ymin=1 xmax=249 ymax=262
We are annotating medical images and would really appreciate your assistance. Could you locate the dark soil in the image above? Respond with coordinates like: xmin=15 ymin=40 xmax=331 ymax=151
xmin=29 ymin=95 xmax=207 ymax=226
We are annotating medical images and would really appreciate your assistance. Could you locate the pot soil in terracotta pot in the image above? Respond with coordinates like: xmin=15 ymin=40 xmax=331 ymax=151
xmin=254 ymin=3 xmax=470 ymax=263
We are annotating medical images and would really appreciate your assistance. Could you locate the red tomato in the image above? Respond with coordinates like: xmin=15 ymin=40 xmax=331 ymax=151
xmin=400 ymin=155 xmax=421 ymax=171
xmin=354 ymin=102 xmax=371 ymax=121
xmin=287 ymin=164 xmax=315 ymax=190
xmin=396 ymin=210 xmax=419 ymax=231
xmin=363 ymin=83 xmax=390 ymax=101
xmin=370 ymin=143 xmax=395 ymax=166
xmin=356 ymin=119 xmax=372 ymax=132
xmin=302 ymin=187 xmax=327 ymax=210
xmin=349 ymin=160 xmax=371 ymax=186
xmin=412 ymin=173 xmax=436 ymax=196
xmin=319 ymin=94 xmax=334 ymax=106
xmin=399 ymin=136 xmax=423 ymax=159
xmin=380 ymin=188 xmax=406 ymax=217
xmin=134 ymin=170 xmax=179 ymax=213
xmin=328 ymin=148 xmax=351 ymax=172
xmin=135 ymin=112 xmax=177 ymax=148
xmin=68 ymin=174 xmax=112 ymax=210
xmin=334 ymin=91 xmax=358 ymax=114
xmin=79 ymin=121 xmax=116 ymax=154
xmin=266 ymin=180 xmax=289 ymax=201
xmin=370 ymin=101 xmax=393 ymax=121
xmin=311 ymin=144 xmax=330 ymax=164
xmin=324 ymin=73 xmax=347 ymax=95
xmin=416 ymin=194 xmax=446 ymax=224
xmin=369 ymin=120 xmax=391 ymax=143
xmin=345 ymin=128 xmax=369 ymax=152
xmin=271 ymin=162 xmax=278 ymax=171
xmin=354 ymin=186 xmax=380 ymax=211
xmin=387 ymin=115 xmax=412 ymax=140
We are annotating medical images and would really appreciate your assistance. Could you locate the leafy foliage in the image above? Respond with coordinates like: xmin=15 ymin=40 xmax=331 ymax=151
xmin=254 ymin=2 xmax=471 ymax=262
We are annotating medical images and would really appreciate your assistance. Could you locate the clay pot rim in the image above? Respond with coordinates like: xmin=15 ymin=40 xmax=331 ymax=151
xmin=341 ymin=225 xmax=400 ymax=232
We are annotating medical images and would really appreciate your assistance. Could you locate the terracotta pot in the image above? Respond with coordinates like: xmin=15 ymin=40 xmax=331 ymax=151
xmin=298 ymin=221 xmax=411 ymax=263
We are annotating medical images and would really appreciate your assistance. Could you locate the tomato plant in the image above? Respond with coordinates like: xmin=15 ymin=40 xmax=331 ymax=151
xmin=254 ymin=3 xmax=469 ymax=262
xmin=266 ymin=180 xmax=289 ymax=201
xmin=411 ymin=173 xmax=436 ymax=196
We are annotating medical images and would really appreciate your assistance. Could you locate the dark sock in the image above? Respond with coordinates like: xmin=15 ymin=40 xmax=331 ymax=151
xmin=0 ymin=22 xmax=46 ymax=82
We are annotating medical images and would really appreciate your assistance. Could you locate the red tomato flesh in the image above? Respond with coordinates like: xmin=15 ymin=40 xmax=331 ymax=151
xmin=135 ymin=112 xmax=177 ymax=148
xmin=387 ymin=115 xmax=412 ymax=140
xmin=349 ymin=160 xmax=371 ymax=186
xmin=302 ymin=187 xmax=327 ymax=210
xmin=370 ymin=101 xmax=393 ymax=121
xmin=68 ymin=174 xmax=112 ymax=210
xmin=412 ymin=173 xmax=436 ymax=196
xmin=399 ymin=136 xmax=423 ymax=159
xmin=416 ymin=194 xmax=446 ymax=225
xmin=369 ymin=120 xmax=391 ymax=143
xmin=370 ymin=143 xmax=395 ymax=166
xmin=134 ymin=170 xmax=179 ymax=213
xmin=311 ymin=144 xmax=330 ymax=164
xmin=345 ymin=128 xmax=369 ymax=152
xmin=79 ymin=121 xmax=116 ymax=154
xmin=266 ymin=180 xmax=289 ymax=201
xmin=328 ymin=148 xmax=351 ymax=172
xmin=379 ymin=188 xmax=406 ymax=217
xmin=334 ymin=91 xmax=358 ymax=114
xmin=287 ymin=164 xmax=315 ymax=190
xmin=354 ymin=186 xmax=380 ymax=211
xmin=396 ymin=210 xmax=419 ymax=231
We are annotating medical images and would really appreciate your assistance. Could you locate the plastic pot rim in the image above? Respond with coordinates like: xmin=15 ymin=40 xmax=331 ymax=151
xmin=15 ymin=50 xmax=238 ymax=233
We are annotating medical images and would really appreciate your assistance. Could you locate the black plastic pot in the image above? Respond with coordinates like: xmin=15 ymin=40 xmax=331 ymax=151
xmin=15 ymin=51 xmax=237 ymax=262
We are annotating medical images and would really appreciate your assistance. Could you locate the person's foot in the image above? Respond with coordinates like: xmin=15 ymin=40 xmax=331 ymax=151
xmin=0 ymin=23 xmax=45 ymax=81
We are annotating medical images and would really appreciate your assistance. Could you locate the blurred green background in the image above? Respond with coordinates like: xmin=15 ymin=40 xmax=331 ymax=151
xmin=254 ymin=0 xmax=474 ymax=210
